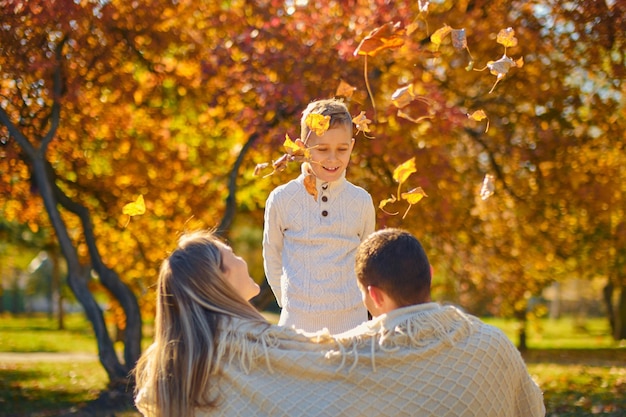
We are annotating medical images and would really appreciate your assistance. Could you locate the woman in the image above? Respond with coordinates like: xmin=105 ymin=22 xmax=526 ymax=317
xmin=133 ymin=230 xmax=268 ymax=417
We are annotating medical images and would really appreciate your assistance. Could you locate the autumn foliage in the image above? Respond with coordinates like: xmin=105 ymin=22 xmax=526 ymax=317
xmin=1 ymin=0 xmax=626 ymax=384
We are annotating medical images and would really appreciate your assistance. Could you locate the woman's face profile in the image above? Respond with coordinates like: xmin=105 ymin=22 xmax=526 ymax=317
xmin=218 ymin=243 xmax=260 ymax=301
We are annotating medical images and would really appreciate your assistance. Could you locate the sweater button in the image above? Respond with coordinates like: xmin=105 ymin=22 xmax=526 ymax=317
xmin=321 ymin=210 xmax=328 ymax=217
xmin=321 ymin=196 xmax=328 ymax=202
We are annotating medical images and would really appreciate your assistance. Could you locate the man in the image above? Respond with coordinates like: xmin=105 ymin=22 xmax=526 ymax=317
xmin=340 ymin=227 xmax=546 ymax=416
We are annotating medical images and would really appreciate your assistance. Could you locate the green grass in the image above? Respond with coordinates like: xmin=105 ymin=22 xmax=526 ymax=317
xmin=0 ymin=312 xmax=624 ymax=416
xmin=0 ymin=313 xmax=99 ymax=353
xmin=483 ymin=316 xmax=618 ymax=349
xmin=0 ymin=360 xmax=110 ymax=415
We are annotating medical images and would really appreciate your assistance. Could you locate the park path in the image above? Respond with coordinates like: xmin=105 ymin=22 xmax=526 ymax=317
xmin=0 ymin=351 xmax=97 ymax=362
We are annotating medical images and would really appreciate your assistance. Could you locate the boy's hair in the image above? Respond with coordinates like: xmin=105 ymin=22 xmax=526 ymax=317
xmin=355 ymin=228 xmax=431 ymax=307
xmin=300 ymin=98 xmax=353 ymax=141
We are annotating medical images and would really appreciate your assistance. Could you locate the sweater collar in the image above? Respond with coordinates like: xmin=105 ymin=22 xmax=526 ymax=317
xmin=297 ymin=170 xmax=347 ymax=194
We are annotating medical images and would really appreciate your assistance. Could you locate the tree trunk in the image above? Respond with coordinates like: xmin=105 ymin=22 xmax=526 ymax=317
xmin=603 ymin=280 xmax=615 ymax=337
xmin=514 ymin=309 xmax=528 ymax=351
xmin=615 ymin=287 xmax=626 ymax=341
xmin=50 ymin=246 xmax=64 ymax=330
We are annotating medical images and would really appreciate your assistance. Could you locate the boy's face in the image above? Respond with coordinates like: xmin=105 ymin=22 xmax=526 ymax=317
xmin=304 ymin=125 xmax=354 ymax=183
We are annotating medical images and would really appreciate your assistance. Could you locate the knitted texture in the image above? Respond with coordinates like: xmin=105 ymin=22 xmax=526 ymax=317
xmin=263 ymin=172 xmax=376 ymax=333
xmin=136 ymin=303 xmax=545 ymax=417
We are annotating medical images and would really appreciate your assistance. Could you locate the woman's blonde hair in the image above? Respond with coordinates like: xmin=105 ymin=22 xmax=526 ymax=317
xmin=133 ymin=230 xmax=266 ymax=417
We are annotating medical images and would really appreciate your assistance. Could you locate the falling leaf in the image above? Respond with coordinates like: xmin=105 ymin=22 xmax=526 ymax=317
xmin=391 ymin=85 xmax=414 ymax=109
xmin=271 ymin=153 xmax=292 ymax=174
xmin=478 ymin=54 xmax=523 ymax=93
xmin=430 ymin=24 xmax=452 ymax=48
xmin=253 ymin=162 xmax=269 ymax=176
xmin=336 ymin=80 xmax=356 ymax=98
xmin=496 ymin=27 xmax=518 ymax=49
xmin=467 ymin=109 xmax=490 ymax=132
xmin=397 ymin=97 xmax=435 ymax=123
xmin=305 ymin=113 xmax=331 ymax=137
xmin=480 ymin=174 xmax=495 ymax=200
xmin=401 ymin=187 xmax=428 ymax=204
xmin=304 ymin=173 xmax=318 ymax=201
xmin=451 ymin=29 xmax=467 ymax=50
xmin=379 ymin=195 xmax=399 ymax=215
xmin=352 ymin=111 xmax=372 ymax=136
xmin=400 ymin=187 xmax=428 ymax=219
xmin=283 ymin=133 xmax=305 ymax=156
xmin=353 ymin=21 xmax=406 ymax=57
xmin=123 ymin=195 xmax=146 ymax=216
xmin=393 ymin=157 xmax=417 ymax=184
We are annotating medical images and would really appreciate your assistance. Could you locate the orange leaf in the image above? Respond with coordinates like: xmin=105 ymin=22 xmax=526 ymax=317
xmin=123 ymin=195 xmax=146 ymax=216
xmin=353 ymin=22 xmax=405 ymax=57
xmin=336 ymin=80 xmax=356 ymax=98
xmin=352 ymin=111 xmax=372 ymax=135
xmin=393 ymin=157 xmax=416 ymax=184
xmin=304 ymin=173 xmax=318 ymax=201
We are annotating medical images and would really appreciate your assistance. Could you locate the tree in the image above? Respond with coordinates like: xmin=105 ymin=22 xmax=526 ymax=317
xmin=1 ymin=2 xmax=624 ymax=393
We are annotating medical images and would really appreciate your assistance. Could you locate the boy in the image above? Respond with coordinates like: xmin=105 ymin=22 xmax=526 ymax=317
xmin=263 ymin=98 xmax=376 ymax=334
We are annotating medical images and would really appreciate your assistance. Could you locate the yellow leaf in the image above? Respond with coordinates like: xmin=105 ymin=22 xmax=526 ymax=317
xmin=496 ymin=27 xmax=518 ymax=49
xmin=393 ymin=157 xmax=417 ymax=184
xmin=430 ymin=24 xmax=452 ymax=46
xmin=123 ymin=195 xmax=146 ymax=216
xmin=283 ymin=133 xmax=301 ymax=155
xmin=401 ymin=187 xmax=428 ymax=204
xmin=378 ymin=195 xmax=399 ymax=215
xmin=305 ymin=113 xmax=331 ymax=137
xmin=468 ymin=110 xmax=487 ymax=121
xmin=352 ymin=111 xmax=372 ymax=135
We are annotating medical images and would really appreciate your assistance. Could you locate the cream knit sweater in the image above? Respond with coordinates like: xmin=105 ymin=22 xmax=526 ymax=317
xmin=263 ymin=172 xmax=376 ymax=334
xmin=136 ymin=303 xmax=546 ymax=417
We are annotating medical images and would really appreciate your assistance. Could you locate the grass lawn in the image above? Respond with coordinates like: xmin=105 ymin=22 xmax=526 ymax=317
xmin=0 ymin=312 xmax=624 ymax=416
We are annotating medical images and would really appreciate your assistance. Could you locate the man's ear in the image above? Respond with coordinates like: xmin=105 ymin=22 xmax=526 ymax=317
xmin=367 ymin=285 xmax=385 ymax=308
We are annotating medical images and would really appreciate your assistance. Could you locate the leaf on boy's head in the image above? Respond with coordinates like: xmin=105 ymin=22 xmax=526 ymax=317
xmin=306 ymin=113 xmax=331 ymax=137
xmin=393 ymin=157 xmax=417 ymax=184
xmin=336 ymin=80 xmax=356 ymax=98
xmin=303 ymin=173 xmax=318 ymax=201
xmin=353 ymin=21 xmax=405 ymax=57
xmin=123 ymin=195 xmax=146 ymax=216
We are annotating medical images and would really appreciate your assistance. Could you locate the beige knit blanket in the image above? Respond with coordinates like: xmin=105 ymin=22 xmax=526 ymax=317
xmin=136 ymin=303 xmax=545 ymax=417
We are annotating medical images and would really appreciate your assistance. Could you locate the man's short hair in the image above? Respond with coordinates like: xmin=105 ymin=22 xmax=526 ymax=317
xmin=355 ymin=228 xmax=431 ymax=307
